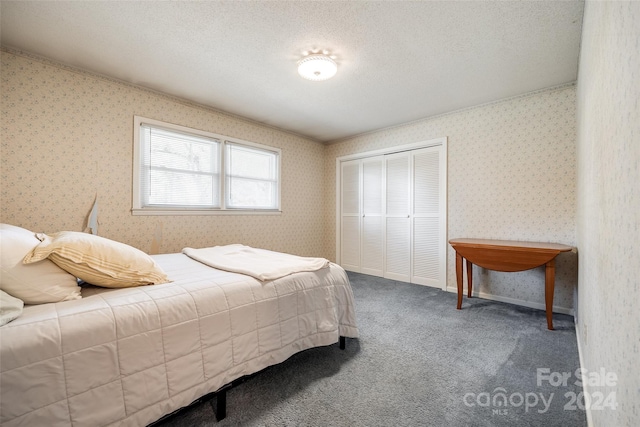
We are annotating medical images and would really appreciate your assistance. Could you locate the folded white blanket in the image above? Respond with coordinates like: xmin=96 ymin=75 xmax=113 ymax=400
xmin=182 ymin=244 xmax=330 ymax=281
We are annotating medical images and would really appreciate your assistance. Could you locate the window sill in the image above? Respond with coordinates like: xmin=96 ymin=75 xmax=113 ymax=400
xmin=131 ymin=208 xmax=282 ymax=216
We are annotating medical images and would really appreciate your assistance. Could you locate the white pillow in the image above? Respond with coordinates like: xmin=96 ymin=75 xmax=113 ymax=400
xmin=0 ymin=290 xmax=24 ymax=326
xmin=0 ymin=224 xmax=81 ymax=304
xmin=24 ymin=231 xmax=169 ymax=288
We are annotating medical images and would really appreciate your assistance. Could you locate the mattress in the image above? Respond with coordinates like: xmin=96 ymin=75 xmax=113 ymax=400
xmin=0 ymin=253 xmax=358 ymax=426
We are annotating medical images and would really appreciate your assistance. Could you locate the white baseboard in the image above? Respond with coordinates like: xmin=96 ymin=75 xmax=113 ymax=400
xmin=574 ymin=321 xmax=594 ymax=427
xmin=445 ymin=286 xmax=574 ymax=315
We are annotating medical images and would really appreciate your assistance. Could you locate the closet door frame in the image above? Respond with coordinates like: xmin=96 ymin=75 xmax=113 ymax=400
xmin=335 ymin=137 xmax=448 ymax=289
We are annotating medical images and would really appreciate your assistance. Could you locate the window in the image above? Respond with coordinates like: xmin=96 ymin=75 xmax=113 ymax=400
xmin=138 ymin=124 xmax=221 ymax=209
xmin=225 ymin=143 xmax=279 ymax=209
xmin=133 ymin=116 xmax=280 ymax=215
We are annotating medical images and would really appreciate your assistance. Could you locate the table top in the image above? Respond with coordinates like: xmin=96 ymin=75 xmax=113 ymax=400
xmin=449 ymin=238 xmax=573 ymax=252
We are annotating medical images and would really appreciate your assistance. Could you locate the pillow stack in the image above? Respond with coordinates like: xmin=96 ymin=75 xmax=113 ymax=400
xmin=0 ymin=224 xmax=169 ymax=311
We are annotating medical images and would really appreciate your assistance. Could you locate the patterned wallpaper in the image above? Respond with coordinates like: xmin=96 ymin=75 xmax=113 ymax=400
xmin=1 ymin=48 xmax=578 ymax=313
xmin=0 ymin=50 xmax=326 ymax=257
xmin=576 ymin=2 xmax=640 ymax=426
xmin=325 ymin=86 xmax=578 ymax=312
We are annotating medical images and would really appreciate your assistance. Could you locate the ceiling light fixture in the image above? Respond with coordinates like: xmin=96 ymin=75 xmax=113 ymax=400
xmin=297 ymin=50 xmax=337 ymax=81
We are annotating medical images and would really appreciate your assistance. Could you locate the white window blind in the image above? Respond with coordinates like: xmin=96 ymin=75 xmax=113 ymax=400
xmin=225 ymin=142 xmax=279 ymax=209
xmin=133 ymin=116 xmax=281 ymax=215
xmin=139 ymin=124 xmax=221 ymax=208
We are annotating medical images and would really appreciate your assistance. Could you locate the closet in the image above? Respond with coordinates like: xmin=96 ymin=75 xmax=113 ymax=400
xmin=337 ymin=139 xmax=447 ymax=289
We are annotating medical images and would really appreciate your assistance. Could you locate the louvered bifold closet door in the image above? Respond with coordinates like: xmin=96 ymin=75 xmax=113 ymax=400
xmin=385 ymin=152 xmax=411 ymax=282
xmin=341 ymin=160 xmax=361 ymax=272
xmin=412 ymin=147 xmax=442 ymax=287
xmin=361 ymin=157 xmax=384 ymax=277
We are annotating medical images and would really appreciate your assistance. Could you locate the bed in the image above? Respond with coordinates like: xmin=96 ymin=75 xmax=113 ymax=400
xmin=0 ymin=232 xmax=359 ymax=427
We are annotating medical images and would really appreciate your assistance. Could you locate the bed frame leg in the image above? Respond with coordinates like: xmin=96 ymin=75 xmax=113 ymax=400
xmin=213 ymin=384 xmax=230 ymax=421
xmin=339 ymin=336 xmax=346 ymax=350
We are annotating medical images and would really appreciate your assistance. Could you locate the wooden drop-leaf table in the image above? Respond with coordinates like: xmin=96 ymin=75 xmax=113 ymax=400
xmin=449 ymin=238 xmax=573 ymax=330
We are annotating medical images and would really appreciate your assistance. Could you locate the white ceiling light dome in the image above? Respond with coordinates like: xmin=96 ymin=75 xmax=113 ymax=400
xmin=297 ymin=51 xmax=337 ymax=81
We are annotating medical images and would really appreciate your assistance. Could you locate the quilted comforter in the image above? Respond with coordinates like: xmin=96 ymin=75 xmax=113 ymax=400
xmin=0 ymin=253 xmax=359 ymax=426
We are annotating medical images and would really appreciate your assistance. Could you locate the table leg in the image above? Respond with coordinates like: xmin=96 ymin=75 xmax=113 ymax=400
xmin=466 ymin=259 xmax=473 ymax=298
xmin=456 ymin=252 xmax=463 ymax=309
xmin=545 ymin=259 xmax=556 ymax=330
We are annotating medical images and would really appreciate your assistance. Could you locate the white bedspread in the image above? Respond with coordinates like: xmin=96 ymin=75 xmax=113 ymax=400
xmin=182 ymin=244 xmax=330 ymax=281
xmin=0 ymin=253 xmax=358 ymax=427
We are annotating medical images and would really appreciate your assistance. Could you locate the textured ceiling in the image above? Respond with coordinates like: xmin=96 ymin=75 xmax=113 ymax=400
xmin=0 ymin=1 xmax=584 ymax=143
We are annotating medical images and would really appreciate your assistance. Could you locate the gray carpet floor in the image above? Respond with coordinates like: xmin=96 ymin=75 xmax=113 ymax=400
xmin=157 ymin=272 xmax=587 ymax=426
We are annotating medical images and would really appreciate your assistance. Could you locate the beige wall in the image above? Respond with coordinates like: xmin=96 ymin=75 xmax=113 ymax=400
xmin=0 ymin=50 xmax=326 ymax=257
xmin=1 ymin=49 xmax=579 ymax=313
xmin=576 ymin=2 xmax=640 ymax=425
xmin=325 ymin=86 xmax=578 ymax=311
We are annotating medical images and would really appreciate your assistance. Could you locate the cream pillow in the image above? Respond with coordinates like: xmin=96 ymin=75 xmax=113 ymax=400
xmin=0 ymin=224 xmax=81 ymax=304
xmin=24 ymin=231 xmax=169 ymax=288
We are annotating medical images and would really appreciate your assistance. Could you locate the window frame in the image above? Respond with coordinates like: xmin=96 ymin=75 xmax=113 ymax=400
xmin=132 ymin=116 xmax=281 ymax=216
